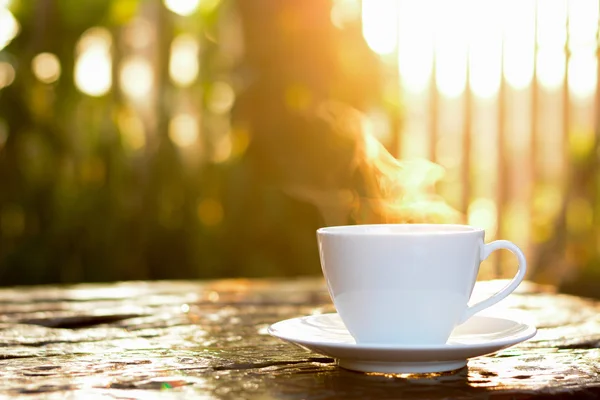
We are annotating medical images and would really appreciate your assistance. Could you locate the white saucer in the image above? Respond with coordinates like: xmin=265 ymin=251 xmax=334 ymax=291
xmin=268 ymin=313 xmax=536 ymax=374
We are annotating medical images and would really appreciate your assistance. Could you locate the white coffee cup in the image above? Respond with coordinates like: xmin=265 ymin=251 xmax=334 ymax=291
xmin=317 ymin=224 xmax=527 ymax=345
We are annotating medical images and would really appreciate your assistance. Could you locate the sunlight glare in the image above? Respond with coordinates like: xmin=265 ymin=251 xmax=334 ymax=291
xmin=567 ymin=0 xmax=599 ymax=99
xmin=397 ymin=0 xmax=433 ymax=93
xmin=360 ymin=0 xmax=598 ymax=97
xmin=568 ymin=53 xmax=597 ymax=99
xmin=360 ymin=0 xmax=600 ymax=98
xmin=568 ymin=0 xmax=599 ymax=49
xmin=468 ymin=1 xmax=502 ymax=98
xmin=502 ymin=0 xmax=536 ymax=90
xmin=163 ymin=0 xmax=200 ymax=16
xmin=75 ymin=28 xmax=112 ymax=97
xmin=536 ymin=0 xmax=567 ymax=90
xmin=0 ymin=7 xmax=19 ymax=51
xmin=362 ymin=0 xmax=397 ymax=55
xmin=32 ymin=53 xmax=61 ymax=84
xmin=120 ymin=56 xmax=153 ymax=99
xmin=536 ymin=0 xmax=567 ymax=48
xmin=537 ymin=49 xmax=565 ymax=90
xmin=434 ymin=0 xmax=469 ymax=98
xmin=169 ymin=34 xmax=199 ymax=87
xmin=503 ymin=45 xmax=534 ymax=90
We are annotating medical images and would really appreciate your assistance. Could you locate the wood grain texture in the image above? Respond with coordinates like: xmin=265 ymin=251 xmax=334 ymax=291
xmin=0 ymin=279 xmax=599 ymax=399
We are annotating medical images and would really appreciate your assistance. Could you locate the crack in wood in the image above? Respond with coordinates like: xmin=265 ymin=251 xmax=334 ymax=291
xmin=20 ymin=314 xmax=148 ymax=329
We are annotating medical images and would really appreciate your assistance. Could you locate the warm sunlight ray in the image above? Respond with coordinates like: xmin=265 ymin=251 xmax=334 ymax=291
xmin=362 ymin=0 xmax=398 ymax=55
xmin=503 ymin=0 xmax=536 ymax=90
xmin=567 ymin=0 xmax=599 ymax=98
xmin=468 ymin=1 xmax=502 ymax=99
xmin=361 ymin=0 xmax=598 ymax=97
xmin=396 ymin=1 xmax=433 ymax=94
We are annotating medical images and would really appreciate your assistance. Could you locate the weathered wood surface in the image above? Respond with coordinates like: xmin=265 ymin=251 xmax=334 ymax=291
xmin=0 ymin=279 xmax=599 ymax=399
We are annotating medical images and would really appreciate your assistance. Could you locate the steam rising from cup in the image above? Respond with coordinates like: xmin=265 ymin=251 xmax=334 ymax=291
xmin=284 ymin=101 xmax=463 ymax=226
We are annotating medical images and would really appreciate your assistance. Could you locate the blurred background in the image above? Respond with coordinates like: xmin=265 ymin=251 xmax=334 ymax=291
xmin=0 ymin=0 xmax=599 ymax=296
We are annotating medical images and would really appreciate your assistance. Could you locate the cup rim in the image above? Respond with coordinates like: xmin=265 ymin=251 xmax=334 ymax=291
xmin=316 ymin=223 xmax=484 ymax=236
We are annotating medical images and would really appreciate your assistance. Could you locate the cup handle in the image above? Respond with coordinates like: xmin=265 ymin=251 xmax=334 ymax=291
xmin=460 ymin=240 xmax=527 ymax=324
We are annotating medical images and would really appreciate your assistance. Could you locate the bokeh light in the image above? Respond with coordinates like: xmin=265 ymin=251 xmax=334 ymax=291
xmin=0 ymin=0 xmax=598 ymax=288
xmin=75 ymin=27 xmax=112 ymax=97
xmin=163 ymin=0 xmax=200 ymax=16
xmin=31 ymin=53 xmax=61 ymax=84
xmin=0 ymin=7 xmax=19 ymax=51
xmin=0 ymin=61 xmax=15 ymax=89
xmin=468 ymin=198 xmax=498 ymax=238
xmin=212 ymin=133 xmax=232 ymax=163
xmin=169 ymin=34 xmax=199 ymax=87
xmin=207 ymin=81 xmax=235 ymax=114
xmin=120 ymin=56 xmax=153 ymax=99
xmin=169 ymin=113 xmax=199 ymax=147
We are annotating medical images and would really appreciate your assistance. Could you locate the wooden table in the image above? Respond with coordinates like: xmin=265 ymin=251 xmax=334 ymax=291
xmin=1 ymin=278 xmax=599 ymax=399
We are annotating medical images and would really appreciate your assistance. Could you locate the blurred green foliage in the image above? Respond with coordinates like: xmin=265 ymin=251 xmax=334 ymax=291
xmin=0 ymin=0 xmax=383 ymax=284
xmin=6 ymin=0 xmax=597 ymax=295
